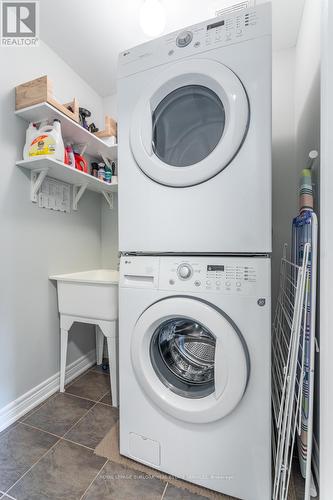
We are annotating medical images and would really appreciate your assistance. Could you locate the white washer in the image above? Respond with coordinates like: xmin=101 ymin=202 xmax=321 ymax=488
xmin=117 ymin=3 xmax=272 ymax=254
xmin=119 ymin=255 xmax=271 ymax=500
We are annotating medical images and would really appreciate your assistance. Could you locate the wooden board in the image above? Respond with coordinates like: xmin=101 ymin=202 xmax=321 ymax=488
xmin=15 ymin=75 xmax=79 ymax=123
xmin=48 ymin=96 xmax=80 ymax=123
xmin=94 ymin=115 xmax=117 ymax=139
xmin=15 ymin=75 xmax=51 ymax=109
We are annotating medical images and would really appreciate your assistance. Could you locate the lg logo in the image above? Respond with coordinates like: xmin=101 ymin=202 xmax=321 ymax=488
xmin=1 ymin=1 xmax=39 ymax=46
xmin=257 ymin=298 xmax=266 ymax=307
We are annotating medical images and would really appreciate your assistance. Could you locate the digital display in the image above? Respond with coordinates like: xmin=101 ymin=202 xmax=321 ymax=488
xmin=207 ymin=265 xmax=225 ymax=271
xmin=207 ymin=20 xmax=225 ymax=30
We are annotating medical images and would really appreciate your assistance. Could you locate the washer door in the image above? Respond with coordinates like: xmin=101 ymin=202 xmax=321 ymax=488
xmin=131 ymin=297 xmax=249 ymax=423
xmin=130 ymin=59 xmax=249 ymax=187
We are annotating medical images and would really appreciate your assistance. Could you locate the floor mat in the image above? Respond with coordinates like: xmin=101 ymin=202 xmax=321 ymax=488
xmin=94 ymin=421 xmax=294 ymax=500
xmin=95 ymin=422 xmax=234 ymax=499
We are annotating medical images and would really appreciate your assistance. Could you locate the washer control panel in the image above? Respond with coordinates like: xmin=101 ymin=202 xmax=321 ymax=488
xmin=159 ymin=257 xmax=265 ymax=296
xmin=120 ymin=256 xmax=270 ymax=298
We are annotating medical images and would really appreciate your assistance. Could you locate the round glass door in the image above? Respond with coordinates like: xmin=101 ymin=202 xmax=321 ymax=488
xmin=152 ymin=85 xmax=226 ymax=168
xmin=130 ymin=59 xmax=249 ymax=187
xmin=150 ymin=317 xmax=216 ymax=398
xmin=131 ymin=297 xmax=249 ymax=424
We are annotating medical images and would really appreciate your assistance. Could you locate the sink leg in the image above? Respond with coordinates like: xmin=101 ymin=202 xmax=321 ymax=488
xmin=106 ymin=333 xmax=118 ymax=408
xmin=100 ymin=321 xmax=118 ymax=408
xmin=95 ymin=326 xmax=104 ymax=366
xmin=60 ymin=329 xmax=68 ymax=392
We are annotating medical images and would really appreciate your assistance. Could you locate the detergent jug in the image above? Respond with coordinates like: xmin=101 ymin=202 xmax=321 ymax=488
xmin=23 ymin=119 xmax=65 ymax=162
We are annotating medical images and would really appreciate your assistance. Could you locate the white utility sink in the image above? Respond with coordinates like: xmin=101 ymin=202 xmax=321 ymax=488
xmin=50 ymin=269 xmax=119 ymax=406
xmin=50 ymin=269 xmax=119 ymax=321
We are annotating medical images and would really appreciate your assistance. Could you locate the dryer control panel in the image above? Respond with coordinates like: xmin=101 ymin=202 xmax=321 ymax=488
xmin=118 ymin=3 xmax=271 ymax=78
xmin=171 ymin=9 xmax=260 ymax=52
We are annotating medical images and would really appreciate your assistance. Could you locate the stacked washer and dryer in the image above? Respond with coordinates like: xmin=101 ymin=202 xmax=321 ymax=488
xmin=117 ymin=4 xmax=272 ymax=500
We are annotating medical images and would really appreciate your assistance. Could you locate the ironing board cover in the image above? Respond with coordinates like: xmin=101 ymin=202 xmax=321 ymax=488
xmin=292 ymin=208 xmax=317 ymax=479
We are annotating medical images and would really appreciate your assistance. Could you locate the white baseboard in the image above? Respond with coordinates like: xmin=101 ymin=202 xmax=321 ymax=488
xmin=0 ymin=349 xmax=96 ymax=433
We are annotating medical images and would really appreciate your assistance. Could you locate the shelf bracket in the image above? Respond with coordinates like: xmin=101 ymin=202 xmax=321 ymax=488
xmin=102 ymin=191 xmax=114 ymax=209
xmin=73 ymin=183 xmax=88 ymax=210
xmin=30 ymin=168 xmax=49 ymax=202
xmin=76 ymin=143 xmax=89 ymax=156
xmin=101 ymin=153 xmax=112 ymax=169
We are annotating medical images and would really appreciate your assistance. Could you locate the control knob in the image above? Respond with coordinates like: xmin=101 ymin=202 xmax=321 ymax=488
xmin=176 ymin=30 xmax=193 ymax=47
xmin=177 ymin=264 xmax=193 ymax=280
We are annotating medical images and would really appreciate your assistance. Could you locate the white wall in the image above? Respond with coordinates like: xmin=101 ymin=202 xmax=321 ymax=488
xmin=101 ymin=195 xmax=119 ymax=269
xmin=271 ymin=48 xmax=297 ymax=303
xmin=103 ymin=94 xmax=117 ymax=120
xmin=294 ymin=0 xmax=321 ymax=467
xmin=101 ymin=94 xmax=119 ymax=268
xmin=320 ymin=1 xmax=333 ymax=496
xmin=295 ymin=0 xmax=321 ymax=175
xmin=0 ymin=41 xmax=104 ymax=410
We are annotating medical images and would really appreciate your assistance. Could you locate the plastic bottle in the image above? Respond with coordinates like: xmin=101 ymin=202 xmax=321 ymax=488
xmin=65 ymin=149 xmax=71 ymax=165
xmin=74 ymin=153 xmax=88 ymax=173
xmin=24 ymin=119 xmax=65 ymax=162
xmin=104 ymin=164 xmax=112 ymax=183
xmin=23 ymin=122 xmax=37 ymax=160
xmin=65 ymin=143 xmax=75 ymax=168
xmin=98 ymin=164 xmax=106 ymax=181
xmin=91 ymin=162 xmax=99 ymax=178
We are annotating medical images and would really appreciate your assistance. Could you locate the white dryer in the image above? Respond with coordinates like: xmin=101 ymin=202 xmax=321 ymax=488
xmin=117 ymin=3 xmax=272 ymax=254
xmin=119 ymin=255 xmax=271 ymax=500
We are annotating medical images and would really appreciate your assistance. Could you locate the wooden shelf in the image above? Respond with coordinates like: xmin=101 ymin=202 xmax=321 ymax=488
xmin=17 ymin=158 xmax=117 ymax=210
xmin=15 ymin=102 xmax=117 ymax=160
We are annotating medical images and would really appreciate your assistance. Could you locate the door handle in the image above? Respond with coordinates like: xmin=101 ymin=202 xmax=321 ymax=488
xmin=141 ymin=101 xmax=153 ymax=156
xmin=214 ymin=337 xmax=227 ymax=399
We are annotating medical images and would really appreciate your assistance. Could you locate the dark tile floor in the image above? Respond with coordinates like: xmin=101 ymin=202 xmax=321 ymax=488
xmin=0 ymin=364 xmax=314 ymax=500
xmin=0 ymin=366 xmax=207 ymax=500
xmin=291 ymin=458 xmax=318 ymax=500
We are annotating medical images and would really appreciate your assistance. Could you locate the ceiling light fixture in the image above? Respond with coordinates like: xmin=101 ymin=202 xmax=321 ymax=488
xmin=140 ymin=0 xmax=166 ymax=37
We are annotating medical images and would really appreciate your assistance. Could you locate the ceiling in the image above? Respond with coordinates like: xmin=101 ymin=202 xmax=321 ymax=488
xmin=40 ymin=0 xmax=305 ymax=97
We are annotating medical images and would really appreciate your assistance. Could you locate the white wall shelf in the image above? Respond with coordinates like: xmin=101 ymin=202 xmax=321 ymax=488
xmin=15 ymin=102 xmax=117 ymax=160
xmin=17 ymin=158 xmax=117 ymax=210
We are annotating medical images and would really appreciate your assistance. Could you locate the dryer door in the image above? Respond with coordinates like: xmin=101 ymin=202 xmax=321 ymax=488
xmin=130 ymin=59 xmax=249 ymax=187
xmin=131 ymin=297 xmax=249 ymax=423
